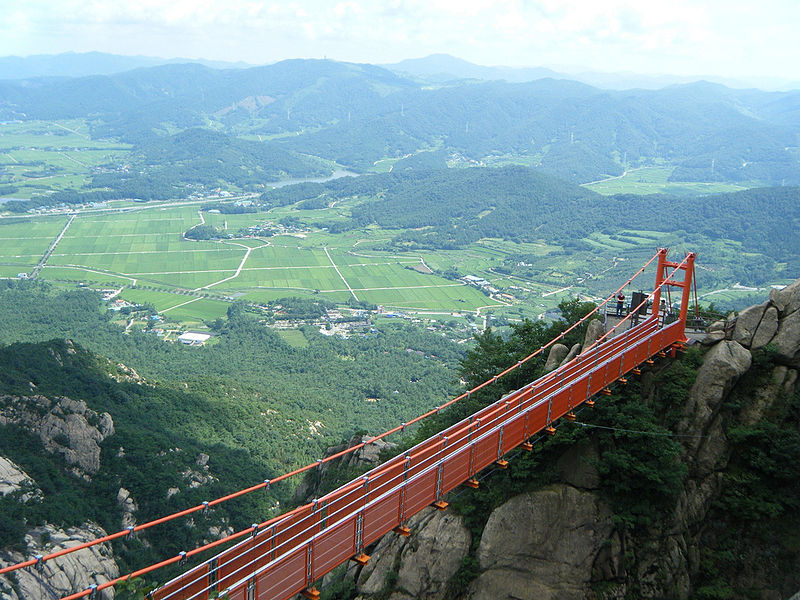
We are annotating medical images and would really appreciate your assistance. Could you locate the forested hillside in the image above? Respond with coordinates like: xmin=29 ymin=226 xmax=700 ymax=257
xmin=2 ymin=59 xmax=800 ymax=204
xmin=259 ymin=167 xmax=800 ymax=283
xmin=0 ymin=280 xmax=463 ymax=471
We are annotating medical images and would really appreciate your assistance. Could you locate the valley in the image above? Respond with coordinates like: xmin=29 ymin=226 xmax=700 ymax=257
xmin=0 ymin=53 xmax=799 ymax=600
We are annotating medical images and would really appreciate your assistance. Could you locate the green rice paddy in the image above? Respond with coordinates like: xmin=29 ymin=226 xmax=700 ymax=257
xmin=2 ymin=201 xmax=499 ymax=324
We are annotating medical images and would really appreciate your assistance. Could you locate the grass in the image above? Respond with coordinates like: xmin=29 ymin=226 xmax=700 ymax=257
xmin=277 ymin=329 xmax=309 ymax=348
xmin=119 ymin=288 xmax=202 ymax=311
xmin=163 ymin=298 xmax=229 ymax=323
xmin=10 ymin=198 xmax=504 ymax=321
xmin=584 ymin=166 xmax=750 ymax=196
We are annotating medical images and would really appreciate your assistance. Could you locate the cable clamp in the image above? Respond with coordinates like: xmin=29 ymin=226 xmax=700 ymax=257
xmin=88 ymin=584 xmax=98 ymax=600
xmin=316 ymin=459 xmax=324 ymax=470
xmin=264 ymin=479 xmax=270 ymax=492
xmin=401 ymin=422 xmax=406 ymax=432
xmin=34 ymin=554 xmax=44 ymax=572
xmin=126 ymin=525 xmax=136 ymax=538
xmin=179 ymin=551 xmax=188 ymax=565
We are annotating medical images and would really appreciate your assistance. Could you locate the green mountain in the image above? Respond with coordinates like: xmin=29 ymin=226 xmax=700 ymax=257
xmin=2 ymin=59 xmax=800 ymax=188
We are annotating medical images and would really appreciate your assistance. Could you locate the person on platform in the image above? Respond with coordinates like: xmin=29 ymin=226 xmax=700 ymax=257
xmin=616 ymin=291 xmax=626 ymax=316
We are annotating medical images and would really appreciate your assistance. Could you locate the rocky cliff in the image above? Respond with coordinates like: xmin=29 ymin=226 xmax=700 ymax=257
xmin=344 ymin=279 xmax=800 ymax=600
xmin=0 ymin=456 xmax=119 ymax=599
xmin=0 ymin=522 xmax=119 ymax=600
xmin=0 ymin=388 xmax=120 ymax=599
xmin=0 ymin=394 xmax=114 ymax=477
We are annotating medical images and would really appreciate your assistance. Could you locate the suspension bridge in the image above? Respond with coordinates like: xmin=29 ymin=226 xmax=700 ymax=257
xmin=0 ymin=248 xmax=697 ymax=600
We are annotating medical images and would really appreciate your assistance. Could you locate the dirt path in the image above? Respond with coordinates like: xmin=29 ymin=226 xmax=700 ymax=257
xmin=325 ymin=246 xmax=359 ymax=301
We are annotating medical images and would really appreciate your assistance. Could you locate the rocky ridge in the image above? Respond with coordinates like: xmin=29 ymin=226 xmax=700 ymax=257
xmin=0 ymin=523 xmax=119 ymax=600
xmin=0 ymin=395 xmax=114 ymax=477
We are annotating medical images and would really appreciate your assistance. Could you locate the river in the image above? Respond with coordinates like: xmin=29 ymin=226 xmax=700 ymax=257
xmin=265 ymin=169 xmax=359 ymax=189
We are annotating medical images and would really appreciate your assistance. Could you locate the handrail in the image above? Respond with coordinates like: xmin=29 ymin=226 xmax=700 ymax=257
xmin=2 ymin=249 xmax=667 ymax=588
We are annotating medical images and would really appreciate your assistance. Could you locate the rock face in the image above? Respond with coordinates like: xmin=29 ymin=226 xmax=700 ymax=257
xmin=471 ymin=485 xmax=613 ymax=600
xmin=356 ymin=508 xmax=470 ymax=600
xmin=0 ymin=457 xmax=39 ymax=501
xmin=0 ymin=395 xmax=114 ymax=476
xmin=0 ymin=522 xmax=119 ymax=600
xmin=117 ymin=487 xmax=138 ymax=529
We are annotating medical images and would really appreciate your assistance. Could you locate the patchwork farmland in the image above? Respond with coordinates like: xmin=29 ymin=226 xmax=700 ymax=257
xmin=1 ymin=203 xmax=499 ymax=324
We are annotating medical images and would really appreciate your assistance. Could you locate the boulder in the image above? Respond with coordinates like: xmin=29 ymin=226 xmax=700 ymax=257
xmin=470 ymin=485 xmax=613 ymax=600
xmin=559 ymin=343 xmax=582 ymax=367
xmin=769 ymin=279 xmax=800 ymax=315
xmin=750 ymin=306 xmax=779 ymax=349
xmin=701 ymin=330 xmax=726 ymax=345
xmin=732 ymin=302 xmax=768 ymax=347
xmin=772 ymin=309 xmax=800 ymax=363
xmin=544 ymin=344 xmax=569 ymax=372
xmin=582 ymin=319 xmax=605 ymax=350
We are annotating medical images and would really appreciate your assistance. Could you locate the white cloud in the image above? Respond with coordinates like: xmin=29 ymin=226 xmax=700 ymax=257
xmin=0 ymin=0 xmax=797 ymax=79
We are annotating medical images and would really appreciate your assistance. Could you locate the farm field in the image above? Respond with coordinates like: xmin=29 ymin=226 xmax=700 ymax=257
xmin=0 ymin=119 xmax=131 ymax=198
xmin=0 ymin=216 xmax=67 ymax=265
xmin=584 ymin=166 xmax=749 ymax=196
xmin=3 ymin=202 xmax=502 ymax=325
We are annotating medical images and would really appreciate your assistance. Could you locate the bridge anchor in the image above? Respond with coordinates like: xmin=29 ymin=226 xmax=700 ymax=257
xmin=352 ymin=553 xmax=371 ymax=566
xmin=393 ymin=525 xmax=411 ymax=536
xmin=464 ymin=478 xmax=480 ymax=489
xmin=301 ymin=587 xmax=321 ymax=600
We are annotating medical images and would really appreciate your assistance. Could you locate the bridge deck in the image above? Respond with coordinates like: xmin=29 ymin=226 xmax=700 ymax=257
xmin=155 ymin=316 xmax=687 ymax=600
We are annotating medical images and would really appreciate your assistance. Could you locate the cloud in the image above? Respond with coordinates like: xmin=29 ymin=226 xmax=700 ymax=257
xmin=0 ymin=0 xmax=797 ymax=79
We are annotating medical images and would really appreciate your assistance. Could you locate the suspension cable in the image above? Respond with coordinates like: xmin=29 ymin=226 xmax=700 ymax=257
xmin=3 ymin=250 xmax=665 ymax=586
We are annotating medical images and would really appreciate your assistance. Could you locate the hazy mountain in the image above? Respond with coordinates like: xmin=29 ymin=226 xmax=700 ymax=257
xmin=386 ymin=53 xmax=564 ymax=83
xmin=1 ymin=58 xmax=798 ymax=186
xmin=0 ymin=51 xmax=251 ymax=80
xmin=387 ymin=53 xmax=800 ymax=91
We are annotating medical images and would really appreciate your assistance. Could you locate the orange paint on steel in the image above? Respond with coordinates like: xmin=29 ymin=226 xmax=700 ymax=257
xmin=29 ymin=251 xmax=672 ymax=595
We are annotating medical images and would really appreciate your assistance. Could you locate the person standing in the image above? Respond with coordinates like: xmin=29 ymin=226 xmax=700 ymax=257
xmin=616 ymin=291 xmax=626 ymax=316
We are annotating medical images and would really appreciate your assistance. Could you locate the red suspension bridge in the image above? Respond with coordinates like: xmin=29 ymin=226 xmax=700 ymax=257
xmin=1 ymin=248 xmax=697 ymax=600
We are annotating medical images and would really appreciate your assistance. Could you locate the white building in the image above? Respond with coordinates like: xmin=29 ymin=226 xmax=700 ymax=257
xmin=178 ymin=332 xmax=212 ymax=346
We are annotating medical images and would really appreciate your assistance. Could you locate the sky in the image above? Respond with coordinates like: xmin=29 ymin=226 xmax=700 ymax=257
xmin=1 ymin=0 xmax=799 ymax=82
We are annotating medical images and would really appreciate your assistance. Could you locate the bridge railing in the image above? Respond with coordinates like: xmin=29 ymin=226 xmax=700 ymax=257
xmin=154 ymin=313 xmax=687 ymax=600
